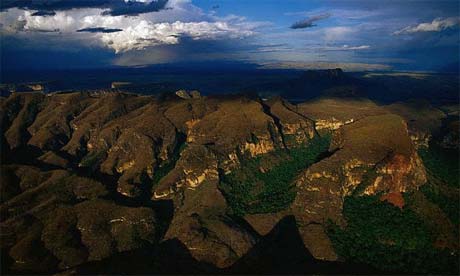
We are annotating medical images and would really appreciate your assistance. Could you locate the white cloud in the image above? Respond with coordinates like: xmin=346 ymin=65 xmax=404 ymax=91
xmin=393 ymin=17 xmax=460 ymax=35
xmin=322 ymin=44 xmax=370 ymax=51
xmin=0 ymin=1 xmax=259 ymax=53
xmin=101 ymin=20 xmax=254 ymax=52
xmin=323 ymin=26 xmax=355 ymax=41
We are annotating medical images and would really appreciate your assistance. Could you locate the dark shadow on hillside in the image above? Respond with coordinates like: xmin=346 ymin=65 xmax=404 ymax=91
xmin=72 ymin=239 xmax=219 ymax=275
xmin=69 ymin=215 xmax=384 ymax=275
xmin=227 ymin=215 xmax=382 ymax=274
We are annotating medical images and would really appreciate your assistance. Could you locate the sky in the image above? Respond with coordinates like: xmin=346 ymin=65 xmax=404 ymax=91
xmin=0 ymin=0 xmax=459 ymax=71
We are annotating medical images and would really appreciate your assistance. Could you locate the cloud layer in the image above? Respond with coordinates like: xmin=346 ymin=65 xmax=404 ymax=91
xmin=0 ymin=1 xmax=259 ymax=53
xmin=394 ymin=17 xmax=460 ymax=35
xmin=1 ymin=0 xmax=169 ymax=16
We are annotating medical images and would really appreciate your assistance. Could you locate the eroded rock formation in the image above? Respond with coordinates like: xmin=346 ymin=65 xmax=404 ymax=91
xmin=0 ymin=92 xmax=433 ymax=273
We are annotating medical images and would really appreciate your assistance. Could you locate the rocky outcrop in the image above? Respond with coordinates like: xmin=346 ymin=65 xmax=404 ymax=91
xmin=163 ymin=180 xmax=256 ymax=268
xmin=292 ymin=114 xmax=426 ymax=261
xmin=153 ymin=145 xmax=219 ymax=199
xmin=296 ymin=98 xmax=387 ymax=133
xmin=315 ymin=117 xmax=354 ymax=131
xmin=175 ymin=89 xmax=201 ymax=99
xmin=265 ymin=98 xmax=315 ymax=147
xmin=152 ymin=96 xmax=316 ymax=199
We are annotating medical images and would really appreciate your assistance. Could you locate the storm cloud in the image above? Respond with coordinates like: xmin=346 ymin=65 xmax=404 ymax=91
xmin=77 ymin=27 xmax=123 ymax=33
xmin=0 ymin=0 xmax=169 ymax=16
xmin=31 ymin=10 xmax=56 ymax=16
xmin=290 ymin=13 xmax=331 ymax=29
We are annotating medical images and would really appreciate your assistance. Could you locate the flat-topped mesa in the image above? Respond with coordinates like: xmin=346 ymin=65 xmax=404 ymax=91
xmin=295 ymin=97 xmax=388 ymax=133
xmin=292 ymin=114 xmax=426 ymax=261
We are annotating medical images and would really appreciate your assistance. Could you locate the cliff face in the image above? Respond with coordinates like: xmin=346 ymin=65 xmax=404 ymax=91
xmin=0 ymin=92 xmax=429 ymax=272
xmin=292 ymin=114 xmax=426 ymax=260
xmin=384 ymin=101 xmax=446 ymax=148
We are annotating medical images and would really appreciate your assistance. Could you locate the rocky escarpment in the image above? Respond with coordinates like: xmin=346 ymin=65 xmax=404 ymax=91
xmin=384 ymin=101 xmax=446 ymax=148
xmin=291 ymin=114 xmax=426 ymax=261
xmin=1 ymin=92 xmax=433 ymax=273
xmin=0 ymin=165 xmax=157 ymax=272
xmin=296 ymin=98 xmax=387 ymax=132
xmin=0 ymin=92 xmax=317 ymax=270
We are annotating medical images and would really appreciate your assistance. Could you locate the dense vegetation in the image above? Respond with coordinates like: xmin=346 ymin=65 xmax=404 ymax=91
xmin=418 ymin=144 xmax=459 ymax=226
xmin=418 ymin=144 xmax=459 ymax=187
xmin=328 ymin=195 xmax=459 ymax=274
xmin=420 ymin=183 xmax=459 ymax=226
xmin=220 ymin=134 xmax=331 ymax=216
xmin=151 ymin=135 xmax=187 ymax=185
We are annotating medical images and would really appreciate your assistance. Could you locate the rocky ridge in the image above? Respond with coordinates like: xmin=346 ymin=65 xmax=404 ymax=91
xmin=0 ymin=91 xmax=431 ymax=273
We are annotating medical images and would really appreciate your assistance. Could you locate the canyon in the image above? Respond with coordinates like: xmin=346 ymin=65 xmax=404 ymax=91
xmin=0 ymin=90 xmax=458 ymax=274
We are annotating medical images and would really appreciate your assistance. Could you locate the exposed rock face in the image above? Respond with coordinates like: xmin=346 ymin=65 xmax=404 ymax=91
xmin=296 ymin=98 xmax=387 ymax=132
xmin=152 ymin=96 xmax=315 ymax=200
xmin=154 ymin=145 xmax=219 ymax=199
xmin=292 ymin=114 xmax=426 ymax=261
xmin=315 ymin=117 xmax=353 ymax=131
xmin=265 ymin=98 xmax=316 ymax=147
xmin=175 ymin=90 xmax=201 ymax=99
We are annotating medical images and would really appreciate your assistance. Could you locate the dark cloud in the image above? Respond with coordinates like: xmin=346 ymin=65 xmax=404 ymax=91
xmin=31 ymin=10 xmax=56 ymax=16
xmin=77 ymin=27 xmax=123 ymax=33
xmin=102 ymin=0 xmax=170 ymax=16
xmin=290 ymin=13 xmax=331 ymax=29
xmin=33 ymin=28 xmax=60 ymax=32
xmin=113 ymin=37 xmax=257 ymax=66
xmin=1 ymin=0 xmax=112 ymax=10
xmin=0 ymin=0 xmax=169 ymax=16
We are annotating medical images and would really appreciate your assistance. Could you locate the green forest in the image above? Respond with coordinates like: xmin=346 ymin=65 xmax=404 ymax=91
xmin=328 ymin=143 xmax=460 ymax=274
xmin=219 ymin=134 xmax=331 ymax=216
xmin=327 ymin=195 xmax=459 ymax=274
